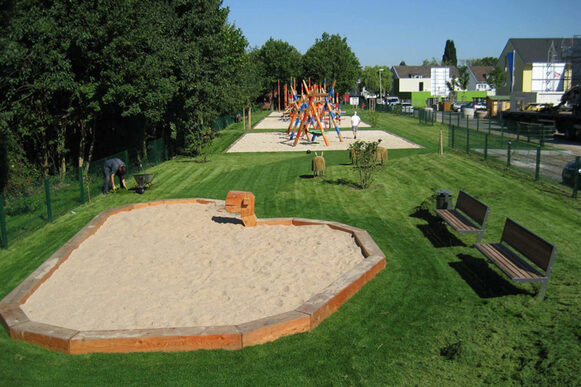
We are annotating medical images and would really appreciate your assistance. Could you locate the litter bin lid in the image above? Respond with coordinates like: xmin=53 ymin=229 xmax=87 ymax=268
xmin=436 ymin=189 xmax=453 ymax=195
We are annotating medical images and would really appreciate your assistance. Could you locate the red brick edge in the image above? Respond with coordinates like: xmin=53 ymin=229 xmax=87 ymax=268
xmin=0 ymin=200 xmax=386 ymax=354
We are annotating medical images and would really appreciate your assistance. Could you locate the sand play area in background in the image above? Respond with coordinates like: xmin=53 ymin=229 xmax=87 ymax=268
xmin=227 ymin=112 xmax=421 ymax=153
xmin=22 ymin=202 xmax=365 ymax=330
xmin=253 ymin=111 xmax=371 ymax=130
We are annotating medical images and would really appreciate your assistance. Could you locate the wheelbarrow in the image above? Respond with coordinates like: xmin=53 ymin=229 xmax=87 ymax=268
xmin=133 ymin=174 xmax=154 ymax=194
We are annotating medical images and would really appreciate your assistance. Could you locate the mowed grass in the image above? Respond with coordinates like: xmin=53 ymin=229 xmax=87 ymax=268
xmin=0 ymin=111 xmax=580 ymax=385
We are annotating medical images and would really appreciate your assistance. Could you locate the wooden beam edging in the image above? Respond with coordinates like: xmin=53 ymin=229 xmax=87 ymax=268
xmin=0 ymin=200 xmax=385 ymax=354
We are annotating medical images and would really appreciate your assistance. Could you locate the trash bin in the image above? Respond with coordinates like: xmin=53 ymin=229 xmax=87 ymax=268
xmin=436 ymin=190 xmax=453 ymax=210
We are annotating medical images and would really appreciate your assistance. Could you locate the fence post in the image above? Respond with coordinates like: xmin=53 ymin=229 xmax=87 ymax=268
xmin=488 ymin=117 xmax=491 ymax=133
xmin=449 ymin=112 xmax=452 ymax=126
xmin=44 ymin=178 xmax=53 ymax=222
xmin=506 ymin=141 xmax=512 ymax=168
xmin=535 ymin=146 xmax=541 ymax=181
xmin=466 ymin=127 xmax=470 ymax=154
xmin=516 ymin=122 xmax=520 ymax=142
xmin=451 ymin=126 xmax=455 ymax=148
xmin=501 ymin=124 xmax=504 ymax=146
xmin=484 ymin=134 xmax=489 ymax=160
xmin=0 ymin=194 xmax=7 ymax=249
xmin=573 ymin=156 xmax=580 ymax=198
xmin=457 ymin=113 xmax=460 ymax=127
xmin=79 ymin=167 xmax=85 ymax=204
xmin=466 ymin=116 xmax=469 ymax=129
xmin=477 ymin=116 xmax=480 ymax=132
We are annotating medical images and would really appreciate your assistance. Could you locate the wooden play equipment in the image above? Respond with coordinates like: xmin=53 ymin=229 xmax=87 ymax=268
xmin=225 ymin=191 xmax=257 ymax=226
xmin=285 ymin=80 xmax=344 ymax=147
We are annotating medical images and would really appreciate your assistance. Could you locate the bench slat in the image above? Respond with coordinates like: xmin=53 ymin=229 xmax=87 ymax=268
xmin=435 ymin=209 xmax=481 ymax=232
xmin=475 ymin=243 xmax=545 ymax=280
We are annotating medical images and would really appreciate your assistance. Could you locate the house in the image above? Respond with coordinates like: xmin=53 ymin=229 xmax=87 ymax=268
xmin=391 ymin=65 xmax=487 ymax=107
xmin=496 ymin=37 xmax=579 ymax=109
xmin=392 ymin=66 xmax=457 ymax=107
xmin=467 ymin=66 xmax=495 ymax=94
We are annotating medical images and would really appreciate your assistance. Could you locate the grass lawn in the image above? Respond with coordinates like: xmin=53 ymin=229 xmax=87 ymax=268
xmin=1 ymin=111 xmax=580 ymax=385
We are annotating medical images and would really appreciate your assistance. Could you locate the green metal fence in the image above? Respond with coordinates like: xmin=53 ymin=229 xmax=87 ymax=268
xmin=447 ymin=123 xmax=579 ymax=197
xmin=0 ymin=110 xmax=247 ymax=249
xmin=0 ymin=138 xmax=168 ymax=249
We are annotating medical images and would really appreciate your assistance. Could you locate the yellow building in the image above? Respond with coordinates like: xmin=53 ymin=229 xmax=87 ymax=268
xmin=496 ymin=38 xmax=578 ymax=108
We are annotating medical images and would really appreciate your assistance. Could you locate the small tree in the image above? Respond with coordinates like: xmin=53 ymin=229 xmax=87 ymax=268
xmin=349 ymin=140 xmax=382 ymax=189
xmin=185 ymin=127 xmax=216 ymax=163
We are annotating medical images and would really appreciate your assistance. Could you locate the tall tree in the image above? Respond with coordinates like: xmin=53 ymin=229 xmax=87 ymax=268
xmin=254 ymin=38 xmax=302 ymax=97
xmin=360 ymin=66 xmax=392 ymax=96
xmin=302 ymin=33 xmax=360 ymax=95
xmin=442 ymin=39 xmax=457 ymax=66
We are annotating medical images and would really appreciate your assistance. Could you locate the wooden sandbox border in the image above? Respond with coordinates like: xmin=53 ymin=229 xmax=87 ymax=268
xmin=0 ymin=199 xmax=386 ymax=354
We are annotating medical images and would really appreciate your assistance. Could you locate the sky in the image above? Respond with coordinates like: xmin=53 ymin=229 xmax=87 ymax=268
xmin=222 ymin=0 xmax=581 ymax=67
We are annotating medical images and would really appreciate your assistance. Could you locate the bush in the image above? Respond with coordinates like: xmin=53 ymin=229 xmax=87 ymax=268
xmin=349 ymin=139 xmax=382 ymax=189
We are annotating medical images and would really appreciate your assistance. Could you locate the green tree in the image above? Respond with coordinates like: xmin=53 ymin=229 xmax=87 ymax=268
xmin=302 ymin=33 xmax=361 ymax=95
xmin=399 ymin=60 xmax=407 ymax=66
xmin=465 ymin=57 xmax=498 ymax=66
xmin=442 ymin=39 xmax=457 ymax=66
xmin=254 ymin=38 xmax=302 ymax=97
xmin=359 ymin=66 xmax=392 ymax=97
xmin=486 ymin=67 xmax=506 ymax=90
xmin=422 ymin=57 xmax=440 ymax=66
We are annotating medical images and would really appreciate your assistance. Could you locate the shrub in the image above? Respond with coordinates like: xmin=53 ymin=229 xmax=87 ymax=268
xmin=349 ymin=139 xmax=382 ymax=189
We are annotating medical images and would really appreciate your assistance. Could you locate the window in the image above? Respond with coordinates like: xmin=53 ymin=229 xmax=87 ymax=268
xmin=419 ymin=82 xmax=424 ymax=91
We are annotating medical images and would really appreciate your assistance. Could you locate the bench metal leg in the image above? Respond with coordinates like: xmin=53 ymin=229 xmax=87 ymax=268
xmin=537 ymin=280 xmax=548 ymax=301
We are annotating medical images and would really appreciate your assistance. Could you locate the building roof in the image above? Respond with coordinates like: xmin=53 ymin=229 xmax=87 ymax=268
xmin=392 ymin=65 xmax=459 ymax=79
xmin=508 ymin=38 xmax=581 ymax=63
xmin=469 ymin=66 xmax=494 ymax=82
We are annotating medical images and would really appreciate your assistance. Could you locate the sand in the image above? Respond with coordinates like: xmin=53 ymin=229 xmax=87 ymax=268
xmin=227 ymin=130 xmax=422 ymax=153
xmin=22 ymin=202 xmax=365 ymax=330
xmin=227 ymin=112 xmax=421 ymax=153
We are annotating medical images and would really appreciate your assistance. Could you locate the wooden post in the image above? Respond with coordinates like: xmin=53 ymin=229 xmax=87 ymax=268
xmin=439 ymin=130 xmax=443 ymax=155
xmin=277 ymin=80 xmax=281 ymax=111
xmin=243 ymin=107 xmax=246 ymax=130
xmin=248 ymin=106 xmax=252 ymax=130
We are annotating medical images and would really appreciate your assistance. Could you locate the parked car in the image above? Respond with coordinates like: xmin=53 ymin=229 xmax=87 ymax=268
xmin=401 ymin=103 xmax=414 ymax=113
xmin=386 ymin=96 xmax=400 ymax=106
xmin=452 ymin=101 xmax=466 ymax=112
xmin=562 ymin=159 xmax=581 ymax=187
xmin=462 ymin=101 xmax=487 ymax=111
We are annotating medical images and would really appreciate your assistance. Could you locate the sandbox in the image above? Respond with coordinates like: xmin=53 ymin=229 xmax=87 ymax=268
xmin=0 ymin=194 xmax=385 ymax=354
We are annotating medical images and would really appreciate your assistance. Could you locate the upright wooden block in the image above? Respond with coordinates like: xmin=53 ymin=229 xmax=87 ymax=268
xmin=225 ymin=191 xmax=257 ymax=227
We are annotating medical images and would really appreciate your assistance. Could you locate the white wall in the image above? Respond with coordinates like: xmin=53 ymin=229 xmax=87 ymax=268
xmin=398 ymin=78 xmax=430 ymax=92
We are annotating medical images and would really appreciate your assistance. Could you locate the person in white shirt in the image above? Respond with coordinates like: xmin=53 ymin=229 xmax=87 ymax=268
xmin=351 ymin=111 xmax=361 ymax=139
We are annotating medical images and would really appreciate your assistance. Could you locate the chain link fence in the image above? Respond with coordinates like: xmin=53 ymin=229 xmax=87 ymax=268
xmin=0 ymin=111 xmax=245 ymax=249
xmin=442 ymin=111 xmax=580 ymax=198
xmin=0 ymin=138 xmax=167 ymax=249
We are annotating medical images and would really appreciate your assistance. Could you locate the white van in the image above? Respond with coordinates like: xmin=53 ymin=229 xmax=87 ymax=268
xmin=386 ymin=96 xmax=400 ymax=106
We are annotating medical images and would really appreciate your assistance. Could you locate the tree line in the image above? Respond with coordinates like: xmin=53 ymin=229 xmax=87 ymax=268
xmin=0 ymin=1 xmax=364 ymax=195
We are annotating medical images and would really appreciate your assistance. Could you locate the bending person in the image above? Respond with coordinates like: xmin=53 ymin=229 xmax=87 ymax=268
xmin=103 ymin=158 xmax=128 ymax=194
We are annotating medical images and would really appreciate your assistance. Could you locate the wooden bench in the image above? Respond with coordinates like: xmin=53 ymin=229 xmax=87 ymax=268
xmin=475 ymin=218 xmax=557 ymax=300
xmin=435 ymin=190 xmax=490 ymax=244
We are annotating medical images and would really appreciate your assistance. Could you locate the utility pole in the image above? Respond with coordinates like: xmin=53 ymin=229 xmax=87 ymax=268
xmin=379 ymin=68 xmax=384 ymax=102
